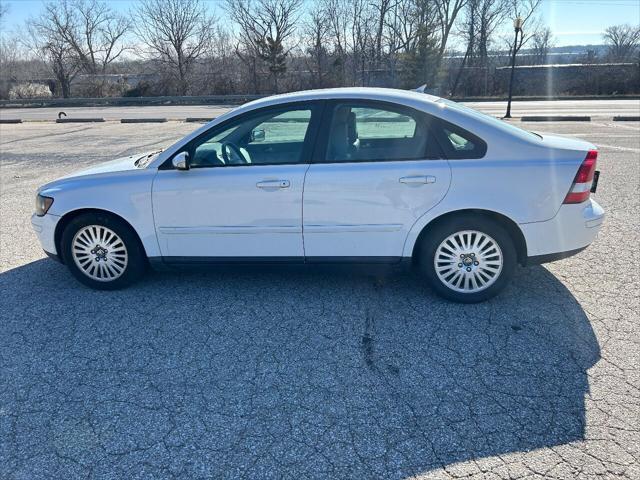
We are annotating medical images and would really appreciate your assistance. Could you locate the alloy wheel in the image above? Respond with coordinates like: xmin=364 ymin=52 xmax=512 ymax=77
xmin=433 ymin=230 xmax=503 ymax=293
xmin=71 ymin=225 xmax=128 ymax=282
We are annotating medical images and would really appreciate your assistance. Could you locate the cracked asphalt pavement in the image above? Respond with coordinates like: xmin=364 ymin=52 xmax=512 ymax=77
xmin=1 ymin=119 xmax=638 ymax=479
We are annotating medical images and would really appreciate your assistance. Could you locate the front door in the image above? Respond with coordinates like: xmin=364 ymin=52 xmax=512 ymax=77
xmin=152 ymin=103 xmax=320 ymax=261
xmin=302 ymin=101 xmax=452 ymax=261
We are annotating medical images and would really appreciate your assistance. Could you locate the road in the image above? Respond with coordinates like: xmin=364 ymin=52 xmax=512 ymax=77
xmin=1 ymin=98 xmax=639 ymax=121
xmin=1 ymin=120 xmax=639 ymax=479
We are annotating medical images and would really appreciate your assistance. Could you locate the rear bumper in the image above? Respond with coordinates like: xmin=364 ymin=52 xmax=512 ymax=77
xmin=521 ymin=199 xmax=604 ymax=263
xmin=31 ymin=213 xmax=60 ymax=257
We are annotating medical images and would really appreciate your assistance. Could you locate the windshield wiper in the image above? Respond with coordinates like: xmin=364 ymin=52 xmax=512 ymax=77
xmin=135 ymin=149 xmax=163 ymax=168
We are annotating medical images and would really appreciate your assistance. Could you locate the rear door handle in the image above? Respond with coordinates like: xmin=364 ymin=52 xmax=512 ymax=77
xmin=399 ymin=175 xmax=436 ymax=185
xmin=256 ymin=180 xmax=290 ymax=189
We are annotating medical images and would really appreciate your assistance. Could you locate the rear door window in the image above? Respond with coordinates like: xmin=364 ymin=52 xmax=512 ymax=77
xmin=323 ymin=102 xmax=438 ymax=162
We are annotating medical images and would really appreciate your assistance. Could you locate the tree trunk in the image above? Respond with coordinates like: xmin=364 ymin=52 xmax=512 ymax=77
xmin=61 ymin=77 xmax=71 ymax=98
xmin=252 ymin=57 xmax=258 ymax=94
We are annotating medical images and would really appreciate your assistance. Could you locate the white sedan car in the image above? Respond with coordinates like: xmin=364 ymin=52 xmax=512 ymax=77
xmin=32 ymin=88 xmax=604 ymax=302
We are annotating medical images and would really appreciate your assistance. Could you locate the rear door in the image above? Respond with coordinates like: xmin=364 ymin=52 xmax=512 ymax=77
xmin=302 ymin=100 xmax=452 ymax=261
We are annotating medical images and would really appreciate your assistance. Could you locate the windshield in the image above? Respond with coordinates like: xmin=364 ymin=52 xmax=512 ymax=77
xmin=437 ymin=98 xmax=542 ymax=140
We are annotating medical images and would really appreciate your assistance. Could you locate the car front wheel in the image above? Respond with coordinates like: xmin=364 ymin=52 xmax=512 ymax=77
xmin=419 ymin=215 xmax=516 ymax=303
xmin=61 ymin=212 xmax=146 ymax=290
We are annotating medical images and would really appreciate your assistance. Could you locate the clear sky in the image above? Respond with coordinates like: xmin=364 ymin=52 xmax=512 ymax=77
xmin=1 ymin=0 xmax=639 ymax=47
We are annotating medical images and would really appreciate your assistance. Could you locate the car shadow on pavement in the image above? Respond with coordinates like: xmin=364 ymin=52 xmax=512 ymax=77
xmin=0 ymin=259 xmax=600 ymax=479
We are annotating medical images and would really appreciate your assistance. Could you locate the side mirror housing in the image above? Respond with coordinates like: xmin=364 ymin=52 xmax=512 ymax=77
xmin=250 ymin=128 xmax=265 ymax=142
xmin=172 ymin=151 xmax=190 ymax=170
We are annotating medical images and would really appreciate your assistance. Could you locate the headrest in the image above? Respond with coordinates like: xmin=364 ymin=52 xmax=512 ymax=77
xmin=334 ymin=106 xmax=352 ymax=123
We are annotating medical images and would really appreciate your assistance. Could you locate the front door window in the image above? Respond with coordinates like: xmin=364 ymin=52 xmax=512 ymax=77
xmin=190 ymin=108 xmax=314 ymax=168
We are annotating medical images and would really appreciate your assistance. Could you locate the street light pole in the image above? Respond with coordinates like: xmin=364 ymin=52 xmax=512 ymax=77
xmin=504 ymin=17 xmax=523 ymax=119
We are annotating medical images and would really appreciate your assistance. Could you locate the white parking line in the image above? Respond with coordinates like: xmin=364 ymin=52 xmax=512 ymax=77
xmin=556 ymin=134 xmax=639 ymax=138
xmin=592 ymin=143 xmax=640 ymax=153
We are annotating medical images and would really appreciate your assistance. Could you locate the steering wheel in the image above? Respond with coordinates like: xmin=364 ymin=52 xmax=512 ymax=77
xmin=221 ymin=142 xmax=249 ymax=165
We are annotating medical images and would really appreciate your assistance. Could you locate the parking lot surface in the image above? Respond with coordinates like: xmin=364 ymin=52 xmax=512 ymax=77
xmin=1 ymin=120 xmax=639 ymax=479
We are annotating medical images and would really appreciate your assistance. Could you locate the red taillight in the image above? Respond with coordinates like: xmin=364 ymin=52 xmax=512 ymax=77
xmin=564 ymin=150 xmax=597 ymax=204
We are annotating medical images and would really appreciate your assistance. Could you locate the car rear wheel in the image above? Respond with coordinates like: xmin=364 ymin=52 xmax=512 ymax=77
xmin=419 ymin=215 xmax=516 ymax=303
xmin=61 ymin=212 xmax=146 ymax=290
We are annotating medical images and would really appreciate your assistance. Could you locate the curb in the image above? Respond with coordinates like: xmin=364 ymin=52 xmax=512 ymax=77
xmin=186 ymin=117 xmax=215 ymax=122
xmin=613 ymin=116 xmax=640 ymax=121
xmin=56 ymin=118 xmax=105 ymax=123
xmin=0 ymin=119 xmax=22 ymax=124
xmin=121 ymin=118 xmax=167 ymax=123
xmin=521 ymin=116 xmax=591 ymax=122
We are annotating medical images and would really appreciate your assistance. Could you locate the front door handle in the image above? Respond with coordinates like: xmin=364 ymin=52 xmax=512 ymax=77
xmin=399 ymin=175 xmax=436 ymax=185
xmin=256 ymin=180 xmax=290 ymax=189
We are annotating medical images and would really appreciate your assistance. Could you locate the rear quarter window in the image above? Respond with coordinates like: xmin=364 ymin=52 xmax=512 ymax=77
xmin=432 ymin=119 xmax=487 ymax=159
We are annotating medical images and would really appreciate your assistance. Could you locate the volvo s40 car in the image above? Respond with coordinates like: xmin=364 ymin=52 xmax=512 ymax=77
xmin=32 ymin=88 xmax=604 ymax=302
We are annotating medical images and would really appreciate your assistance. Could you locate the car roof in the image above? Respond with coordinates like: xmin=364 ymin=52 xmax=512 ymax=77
xmin=237 ymin=87 xmax=444 ymax=114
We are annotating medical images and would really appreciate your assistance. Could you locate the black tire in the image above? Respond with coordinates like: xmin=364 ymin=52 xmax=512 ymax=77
xmin=61 ymin=212 xmax=147 ymax=290
xmin=418 ymin=214 xmax=517 ymax=303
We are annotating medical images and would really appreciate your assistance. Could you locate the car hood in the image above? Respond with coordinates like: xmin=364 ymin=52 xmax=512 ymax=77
xmin=38 ymin=152 xmax=155 ymax=195
xmin=61 ymin=152 xmax=153 ymax=179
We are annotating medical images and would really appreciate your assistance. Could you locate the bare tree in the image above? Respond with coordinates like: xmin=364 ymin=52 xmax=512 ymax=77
xmin=477 ymin=0 xmax=508 ymax=65
xmin=372 ymin=0 xmax=393 ymax=63
xmin=204 ymin=26 xmax=237 ymax=94
xmin=506 ymin=0 xmax=542 ymax=56
xmin=135 ymin=0 xmax=214 ymax=96
xmin=350 ymin=0 xmax=375 ymax=86
xmin=385 ymin=0 xmax=440 ymax=88
xmin=32 ymin=0 xmax=129 ymax=95
xmin=41 ymin=0 xmax=129 ymax=74
xmin=0 ymin=39 xmax=17 ymax=99
xmin=0 ymin=1 xmax=9 ymax=23
xmin=435 ymin=0 xmax=468 ymax=58
xmin=603 ymin=24 xmax=640 ymax=62
xmin=302 ymin=3 xmax=330 ymax=87
xmin=26 ymin=19 xmax=81 ymax=97
xmin=320 ymin=0 xmax=351 ymax=84
xmin=225 ymin=0 xmax=261 ymax=94
xmin=226 ymin=0 xmax=302 ymax=93
xmin=456 ymin=0 xmax=507 ymax=71
xmin=531 ymin=26 xmax=554 ymax=65
xmin=386 ymin=0 xmax=439 ymax=54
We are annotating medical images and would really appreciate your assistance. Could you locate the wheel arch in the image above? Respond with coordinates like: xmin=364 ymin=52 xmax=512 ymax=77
xmin=54 ymin=208 xmax=148 ymax=264
xmin=411 ymin=209 xmax=528 ymax=265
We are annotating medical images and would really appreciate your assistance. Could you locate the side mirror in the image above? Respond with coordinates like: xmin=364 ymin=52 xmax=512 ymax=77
xmin=172 ymin=151 xmax=190 ymax=170
xmin=250 ymin=128 xmax=265 ymax=142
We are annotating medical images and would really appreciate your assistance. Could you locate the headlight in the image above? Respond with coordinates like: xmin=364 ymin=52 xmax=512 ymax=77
xmin=35 ymin=194 xmax=54 ymax=216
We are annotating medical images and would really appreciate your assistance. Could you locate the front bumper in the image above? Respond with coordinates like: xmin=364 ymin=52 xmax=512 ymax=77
xmin=521 ymin=199 xmax=604 ymax=264
xmin=31 ymin=213 xmax=61 ymax=257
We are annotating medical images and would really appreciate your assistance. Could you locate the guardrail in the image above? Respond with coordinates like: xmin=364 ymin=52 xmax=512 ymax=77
xmin=2 ymin=93 xmax=639 ymax=109
xmin=0 ymin=94 xmax=263 ymax=109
